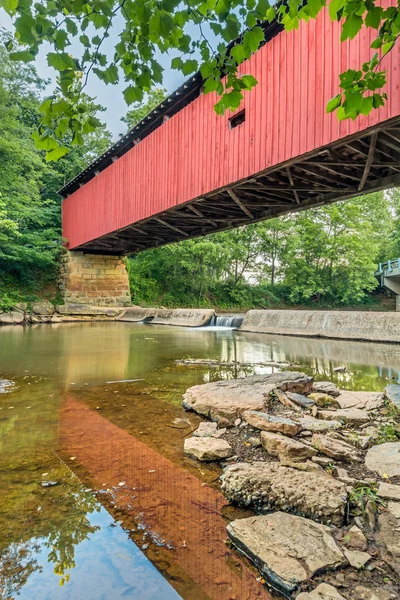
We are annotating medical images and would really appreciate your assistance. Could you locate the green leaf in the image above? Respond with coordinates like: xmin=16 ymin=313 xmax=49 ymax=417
xmin=241 ymin=74 xmax=258 ymax=89
xmin=45 ymin=146 xmax=70 ymax=162
xmin=47 ymin=52 xmax=76 ymax=71
xmin=266 ymin=6 xmax=275 ymax=21
xmin=359 ymin=96 xmax=374 ymax=115
xmin=182 ymin=59 xmax=198 ymax=75
xmin=0 ymin=0 xmax=18 ymax=16
xmin=328 ymin=0 xmax=345 ymax=19
xmin=93 ymin=64 xmax=119 ymax=84
xmin=171 ymin=56 xmax=183 ymax=70
xmin=53 ymin=30 xmax=69 ymax=51
xmin=79 ymin=34 xmax=90 ymax=47
xmin=341 ymin=14 xmax=363 ymax=41
xmin=365 ymin=7 xmax=383 ymax=29
xmin=15 ymin=14 xmax=36 ymax=45
xmin=65 ymin=18 xmax=78 ymax=36
xmin=326 ymin=93 xmax=342 ymax=113
xmin=231 ymin=44 xmax=247 ymax=64
xmin=9 ymin=50 xmax=35 ymax=62
xmin=243 ymin=26 xmax=264 ymax=53
xmin=123 ymin=85 xmax=144 ymax=105
xmin=372 ymin=93 xmax=385 ymax=108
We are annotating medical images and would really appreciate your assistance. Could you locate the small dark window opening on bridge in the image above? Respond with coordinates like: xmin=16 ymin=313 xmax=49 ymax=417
xmin=229 ymin=110 xmax=246 ymax=129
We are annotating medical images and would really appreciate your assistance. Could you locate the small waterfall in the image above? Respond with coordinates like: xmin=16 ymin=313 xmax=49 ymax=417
xmin=210 ymin=315 xmax=244 ymax=328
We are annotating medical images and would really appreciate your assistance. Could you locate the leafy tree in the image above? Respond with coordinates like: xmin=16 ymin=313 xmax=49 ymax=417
xmin=1 ymin=0 xmax=398 ymax=159
xmin=121 ymin=87 xmax=167 ymax=129
xmin=283 ymin=192 xmax=392 ymax=304
xmin=0 ymin=29 xmax=111 ymax=297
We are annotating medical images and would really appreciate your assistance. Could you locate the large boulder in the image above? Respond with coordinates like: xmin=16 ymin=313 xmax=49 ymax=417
xmin=0 ymin=310 xmax=24 ymax=324
xmin=182 ymin=372 xmax=313 ymax=421
xmin=227 ymin=512 xmax=346 ymax=596
xmin=243 ymin=411 xmax=301 ymax=436
xmin=221 ymin=462 xmax=348 ymax=525
xmin=183 ymin=437 xmax=232 ymax=461
xmin=31 ymin=300 xmax=55 ymax=315
xmin=312 ymin=433 xmax=362 ymax=463
xmin=365 ymin=442 xmax=400 ymax=477
xmin=261 ymin=431 xmax=317 ymax=462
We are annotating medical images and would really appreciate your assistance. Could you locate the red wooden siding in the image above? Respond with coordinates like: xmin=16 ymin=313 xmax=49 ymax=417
xmin=62 ymin=6 xmax=400 ymax=250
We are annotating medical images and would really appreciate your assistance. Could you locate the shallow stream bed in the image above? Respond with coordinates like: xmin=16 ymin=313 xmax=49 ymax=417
xmin=1 ymin=322 xmax=399 ymax=600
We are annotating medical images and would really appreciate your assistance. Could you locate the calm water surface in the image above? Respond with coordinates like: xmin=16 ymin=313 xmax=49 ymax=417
xmin=1 ymin=322 xmax=400 ymax=600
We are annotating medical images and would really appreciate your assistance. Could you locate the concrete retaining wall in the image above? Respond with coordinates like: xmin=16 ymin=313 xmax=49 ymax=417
xmin=151 ymin=308 xmax=215 ymax=327
xmin=118 ymin=307 xmax=156 ymax=322
xmin=240 ymin=310 xmax=400 ymax=343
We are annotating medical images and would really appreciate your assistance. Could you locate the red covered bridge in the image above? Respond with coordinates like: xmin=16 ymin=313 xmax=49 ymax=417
xmin=61 ymin=9 xmax=400 ymax=256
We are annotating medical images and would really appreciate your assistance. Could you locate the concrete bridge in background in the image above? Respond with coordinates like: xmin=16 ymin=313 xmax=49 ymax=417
xmin=376 ymin=260 xmax=400 ymax=311
xmin=59 ymin=6 xmax=400 ymax=306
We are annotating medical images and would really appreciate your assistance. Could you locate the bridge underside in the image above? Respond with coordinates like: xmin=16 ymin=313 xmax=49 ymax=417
xmin=77 ymin=118 xmax=400 ymax=255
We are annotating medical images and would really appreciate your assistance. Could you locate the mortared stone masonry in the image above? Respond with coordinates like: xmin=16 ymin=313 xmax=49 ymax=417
xmin=59 ymin=251 xmax=131 ymax=306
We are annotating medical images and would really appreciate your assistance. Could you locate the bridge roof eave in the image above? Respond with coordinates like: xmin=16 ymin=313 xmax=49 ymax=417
xmin=58 ymin=18 xmax=283 ymax=198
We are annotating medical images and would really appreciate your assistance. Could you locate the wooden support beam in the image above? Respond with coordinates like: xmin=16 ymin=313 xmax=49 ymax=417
xmin=187 ymin=204 xmax=218 ymax=227
xmin=227 ymin=189 xmax=254 ymax=219
xmin=129 ymin=224 xmax=164 ymax=242
xmin=285 ymin=167 xmax=300 ymax=204
xmin=359 ymin=132 xmax=377 ymax=190
xmin=154 ymin=217 xmax=189 ymax=237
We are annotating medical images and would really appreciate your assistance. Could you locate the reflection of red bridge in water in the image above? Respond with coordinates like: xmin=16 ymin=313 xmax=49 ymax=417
xmin=58 ymin=396 xmax=271 ymax=600
xmin=61 ymin=5 xmax=400 ymax=256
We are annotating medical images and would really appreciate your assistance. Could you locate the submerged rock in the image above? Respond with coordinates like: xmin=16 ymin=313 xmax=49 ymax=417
xmin=182 ymin=372 xmax=313 ymax=421
xmin=226 ymin=512 xmax=346 ymax=596
xmin=296 ymin=583 xmax=346 ymax=599
xmin=243 ymin=411 xmax=301 ymax=436
xmin=221 ymin=462 xmax=348 ymax=525
xmin=261 ymin=431 xmax=317 ymax=462
xmin=312 ymin=433 xmax=362 ymax=463
xmin=184 ymin=437 xmax=232 ymax=461
xmin=365 ymin=442 xmax=400 ymax=477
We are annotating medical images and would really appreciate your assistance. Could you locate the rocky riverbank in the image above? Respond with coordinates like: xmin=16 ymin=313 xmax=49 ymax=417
xmin=182 ymin=372 xmax=400 ymax=599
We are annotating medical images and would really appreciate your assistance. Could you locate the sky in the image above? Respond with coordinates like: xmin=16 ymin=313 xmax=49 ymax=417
xmin=0 ymin=10 xmax=188 ymax=139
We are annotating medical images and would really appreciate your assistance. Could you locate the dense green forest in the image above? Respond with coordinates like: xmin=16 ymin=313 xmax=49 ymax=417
xmin=1 ymin=29 xmax=400 ymax=311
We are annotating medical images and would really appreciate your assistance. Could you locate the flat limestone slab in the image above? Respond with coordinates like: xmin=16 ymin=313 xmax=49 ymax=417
xmin=336 ymin=391 xmax=384 ymax=410
xmin=184 ymin=437 xmax=232 ymax=461
xmin=221 ymin=462 xmax=348 ymax=525
xmin=227 ymin=512 xmax=346 ymax=596
xmin=385 ymin=384 xmax=400 ymax=410
xmin=243 ymin=411 xmax=301 ymax=436
xmin=297 ymin=416 xmax=342 ymax=432
xmin=377 ymin=482 xmax=400 ymax=501
xmin=182 ymin=372 xmax=313 ymax=421
xmin=318 ymin=408 xmax=370 ymax=425
xmin=365 ymin=442 xmax=400 ymax=477
xmin=261 ymin=431 xmax=317 ymax=462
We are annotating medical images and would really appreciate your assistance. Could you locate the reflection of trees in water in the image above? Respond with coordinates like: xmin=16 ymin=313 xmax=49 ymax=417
xmin=0 ymin=541 xmax=42 ymax=600
xmin=0 ymin=465 xmax=100 ymax=595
